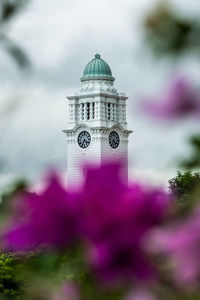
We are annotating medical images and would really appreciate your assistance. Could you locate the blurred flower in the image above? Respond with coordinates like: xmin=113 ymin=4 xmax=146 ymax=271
xmin=3 ymin=173 xmax=79 ymax=251
xmin=2 ymin=163 xmax=171 ymax=289
xmin=80 ymin=164 xmax=170 ymax=284
xmin=124 ymin=290 xmax=156 ymax=300
xmin=152 ymin=205 xmax=200 ymax=286
xmin=51 ymin=281 xmax=80 ymax=300
xmin=143 ymin=78 xmax=200 ymax=121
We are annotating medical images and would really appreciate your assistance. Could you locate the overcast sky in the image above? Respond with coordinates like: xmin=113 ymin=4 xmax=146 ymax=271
xmin=1 ymin=0 xmax=200 ymax=189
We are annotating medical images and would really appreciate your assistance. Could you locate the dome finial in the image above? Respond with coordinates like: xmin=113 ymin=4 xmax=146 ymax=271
xmin=81 ymin=54 xmax=114 ymax=82
xmin=95 ymin=53 xmax=101 ymax=59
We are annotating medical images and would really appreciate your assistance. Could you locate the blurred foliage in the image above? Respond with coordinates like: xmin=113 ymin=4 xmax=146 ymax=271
xmin=180 ymin=135 xmax=200 ymax=169
xmin=0 ymin=249 xmax=81 ymax=299
xmin=0 ymin=253 xmax=23 ymax=299
xmin=154 ymin=284 xmax=200 ymax=300
xmin=0 ymin=243 xmax=126 ymax=299
xmin=169 ymin=170 xmax=200 ymax=198
xmin=0 ymin=245 xmax=127 ymax=300
xmin=20 ymin=246 xmax=87 ymax=285
xmin=168 ymin=170 xmax=200 ymax=215
xmin=143 ymin=2 xmax=200 ymax=57
xmin=0 ymin=179 xmax=28 ymax=220
xmin=0 ymin=0 xmax=27 ymax=24
xmin=0 ymin=0 xmax=30 ymax=68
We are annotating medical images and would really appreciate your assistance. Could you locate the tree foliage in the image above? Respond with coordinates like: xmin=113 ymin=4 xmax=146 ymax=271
xmin=180 ymin=135 xmax=200 ymax=169
xmin=0 ymin=0 xmax=30 ymax=69
xmin=169 ymin=170 xmax=200 ymax=213
xmin=143 ymin=2 xmax=200 ymax=57
xmin=0 ymin=253 xmax=23 ymax=299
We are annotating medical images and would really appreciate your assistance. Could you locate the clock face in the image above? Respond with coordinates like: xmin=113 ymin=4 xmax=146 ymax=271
xmin=78 ymin=131 xmax=91 ymax=149
xmin=109 ymin=131 xmax=120 ymax=149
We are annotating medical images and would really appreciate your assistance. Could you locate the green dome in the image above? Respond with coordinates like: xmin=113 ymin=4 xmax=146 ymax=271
xmin=81 ymin=54 xmax=114 ymax=82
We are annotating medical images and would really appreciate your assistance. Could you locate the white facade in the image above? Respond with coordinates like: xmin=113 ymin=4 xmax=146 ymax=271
xmin=63 ymin=58 xmax=132 ymax=188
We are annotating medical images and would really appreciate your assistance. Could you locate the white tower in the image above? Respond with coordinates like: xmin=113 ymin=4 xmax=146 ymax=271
xmin=63 ymin=54 xmax=132 ymax=187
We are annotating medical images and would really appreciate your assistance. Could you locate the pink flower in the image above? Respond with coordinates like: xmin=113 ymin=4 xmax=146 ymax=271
xmin=51 ymin=281 xmax=80 ymax=300
xmin=124 ymin=290 xmax=157 ymax=300
xmin=3 ymin=173 xmax=79 ymax=251
xmin=79 ymin=164 xmax=170 ymax=284
xmin=143 ymin=78 xmax=200 ymax=120
xmin=2 ymin=163 xmax=170 ymax=288
xmin=152 ymin=206 xmax=200 ymax=286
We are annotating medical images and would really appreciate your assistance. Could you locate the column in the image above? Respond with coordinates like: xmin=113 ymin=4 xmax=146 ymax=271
xmin=78 ymin=104 xmax=81 ymax=121
xmin=105 ymin=102 xmax=107 ymax=120
xmin=94 ymin=102 xmax=97 ymax=119
xmin=113 ymin=104 xmax=116 ymax=121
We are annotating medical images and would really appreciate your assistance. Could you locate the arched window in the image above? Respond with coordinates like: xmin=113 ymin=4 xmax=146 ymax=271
xmin=93 ymin=103 xmax=95 ymax=119
xmin=81 ymin=103 xmax=84 ymax=120
xmin=87 ymin=102 xmax=90 ymax=120
xmin=108 ymin=103 xmax=111 ymax=120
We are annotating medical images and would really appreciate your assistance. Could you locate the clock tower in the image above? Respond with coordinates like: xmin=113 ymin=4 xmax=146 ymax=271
xmin=63 ymin=54 xmax=132 ymax=187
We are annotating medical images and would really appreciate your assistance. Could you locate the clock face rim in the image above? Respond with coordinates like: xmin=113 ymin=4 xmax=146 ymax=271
xmin=109 ymin=131 xmax=120 ymax=149
xmin=77 ymin=130 xmax=91 ymax=149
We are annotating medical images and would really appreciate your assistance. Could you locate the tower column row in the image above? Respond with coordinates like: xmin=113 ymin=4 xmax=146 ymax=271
xmin=68 ymin=99 xmax=126 ymax=124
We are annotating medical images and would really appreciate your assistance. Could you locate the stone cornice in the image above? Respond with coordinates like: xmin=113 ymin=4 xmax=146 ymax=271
xmin=81 ymin=76 xmax=115 ymax=82
xmin=63 ymin=125 xmax=133 ymax=135
xmin=67 ymin=92 xmax=128 ymax=101
xmin=91 ymin=126 xmax=132 ymax=134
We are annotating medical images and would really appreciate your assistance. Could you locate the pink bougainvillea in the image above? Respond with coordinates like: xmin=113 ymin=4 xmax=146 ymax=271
xmin=79 ymin=164 xmax=170 ymax=284
xmin=152 ymin=205 xmax=200 ymax=286
xmin=3 ymin=163 xmax=170 ymax=286
xmin=143 ymin=78 xmax=200 ymax=121
xmin=4 ymin=173 xmax=80 ymax=251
